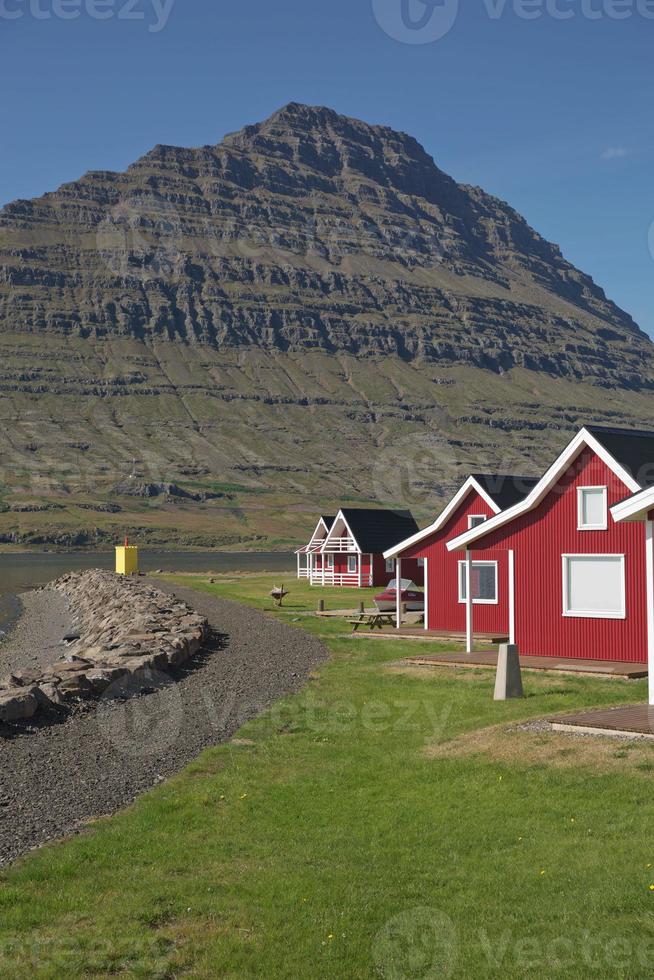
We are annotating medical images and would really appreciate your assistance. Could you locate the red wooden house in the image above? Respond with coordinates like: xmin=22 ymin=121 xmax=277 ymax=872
xmin=295 ymin=516 xmax=334 ymax=583
xmin=297 ymin=509 xmax=423 ymax=587
xmin=446 ymin=427 xmax=654 ymax=683
xmin=384 ymin=473 xmax=537 ymax=635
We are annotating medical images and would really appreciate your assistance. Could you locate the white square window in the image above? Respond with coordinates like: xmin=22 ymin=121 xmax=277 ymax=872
xmin=577 ymin=487 xmax=608 ymax=530
xmin=386 ymin=558 xmax=395 ymax=573
xmin=347 ymin=555 xmax=357 ymax=574
xmin=326 ymin=554 xmax=334 ymax=569
xmin=417 ymin=558 xmax=425 ymax=567
xmin=468 ymin=515 xmax=487 ymax=530
xmin=458 ymin=561 xmax=498 ymax=604
xmin=562 ymin=554 xmax=625 ymax=619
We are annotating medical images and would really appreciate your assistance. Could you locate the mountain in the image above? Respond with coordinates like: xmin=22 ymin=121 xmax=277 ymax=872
xmin=1 ymin=102 xmax=653 ymax=549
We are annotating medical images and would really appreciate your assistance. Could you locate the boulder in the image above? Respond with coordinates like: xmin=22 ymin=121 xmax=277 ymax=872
xmin=0 ymin=688 xmax=39 ymax=723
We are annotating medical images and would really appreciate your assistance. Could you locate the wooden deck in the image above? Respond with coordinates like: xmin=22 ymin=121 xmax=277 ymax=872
xmin=399 ymin=650 xmax=647 ymax=679
xmin=552 ymin=704 xmax=654 ymax=738
xmin=381 ymin=628 xmax=507 ymax=643
xmin=348 ymin=627 xmax=506 ymax=644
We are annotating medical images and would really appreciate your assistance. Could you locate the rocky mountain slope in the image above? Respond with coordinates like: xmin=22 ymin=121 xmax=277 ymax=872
xmin=1 ymin=103 xmax=653 ymax=548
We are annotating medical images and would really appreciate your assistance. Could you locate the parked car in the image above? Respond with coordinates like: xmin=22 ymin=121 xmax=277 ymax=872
xmin=374 ymin=579 xmax=425 ymax=612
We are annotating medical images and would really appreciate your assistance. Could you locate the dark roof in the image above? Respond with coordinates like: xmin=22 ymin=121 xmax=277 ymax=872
xmin=470 ymin=473 xmax=540 ymax=511
xmin=319 ymin=515 xmax=335 ymax=528
xmin=585 ymin=426 xmax=654 ymax=489
xmin=340 ymin=508 xmax=419 ymax=553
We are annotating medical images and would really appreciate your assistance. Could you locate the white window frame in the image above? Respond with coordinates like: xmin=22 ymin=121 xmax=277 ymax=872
xmin=347 ymin=555 xmax=358 ymax=574
xmin=561 ymin=554 xmax=626 ymax=619
xmin=326 ymin=554 xmax=334 ymax=569
xmin=457 ymin=560 xmax=499 ymax=605
xmin=468 ymin=515 xmax=487 ymax=530
xmin=577 ymin=486 xmax=608 ymax=531
xmin=386 ymin=557 xmax=395 ymax=573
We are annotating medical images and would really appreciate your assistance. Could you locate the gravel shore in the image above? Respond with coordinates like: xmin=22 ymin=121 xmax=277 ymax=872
xmin=0 ymin=589 xmax=72 ymax=677
xmin=0 ymin=581 xmax=329 ymax=867
xmin=0 ymin=592 xmax=23 ymax=639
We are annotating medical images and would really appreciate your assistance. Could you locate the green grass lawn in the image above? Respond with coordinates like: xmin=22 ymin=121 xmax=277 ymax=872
xmin=2 ymin=574 xmax=654 ymax=978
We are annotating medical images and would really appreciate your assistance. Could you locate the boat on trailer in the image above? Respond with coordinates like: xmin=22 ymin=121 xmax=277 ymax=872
xmin=374 ymin=579 xmax=425 ymax=612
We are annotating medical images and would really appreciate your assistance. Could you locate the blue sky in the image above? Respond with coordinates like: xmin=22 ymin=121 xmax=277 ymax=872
xmin=1 ymin=0 xmax=653 ymax=332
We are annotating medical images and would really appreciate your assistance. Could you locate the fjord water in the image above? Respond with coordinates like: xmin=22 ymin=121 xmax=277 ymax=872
xmin=0 ymin=551 xmax=294 ymax=634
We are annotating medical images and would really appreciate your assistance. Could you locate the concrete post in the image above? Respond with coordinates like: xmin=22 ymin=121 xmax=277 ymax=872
xmin=494 ymin=644 xmax=523 ymax=700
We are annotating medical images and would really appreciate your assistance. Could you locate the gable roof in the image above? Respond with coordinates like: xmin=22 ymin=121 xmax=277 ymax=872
xmin=383 ymin=473 xmax=537 ymax=560
xmin=469 ymin=473 xmax=540 ymax=511
xmin=585 ymin=426 xmax=654 ymax=489
xmin=295 ymin=515 xmax=335 ymax=554
xmin=331 ymin=508 xmax=419 ymax=554
xmin=446 ymin=425 xmax=646 ymax=553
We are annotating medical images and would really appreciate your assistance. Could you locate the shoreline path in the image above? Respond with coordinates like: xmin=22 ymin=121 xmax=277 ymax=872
xmin=0 ymin=580 xmax=329 ymax=867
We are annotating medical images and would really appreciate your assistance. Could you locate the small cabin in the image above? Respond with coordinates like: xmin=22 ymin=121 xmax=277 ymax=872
xmin=295 ymin=516 xmax=334 ymax=582
xmin=385 ymin=473 xmax=537 ymax=636
xmin=296 ymin=508 xmax=423 ymax=588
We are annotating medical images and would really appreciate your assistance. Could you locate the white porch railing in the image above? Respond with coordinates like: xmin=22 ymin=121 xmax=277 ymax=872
xmin=310 ymin=571 xmax=373 ymax=587
xmin=322 ymin=537 xmax=357 ymax=552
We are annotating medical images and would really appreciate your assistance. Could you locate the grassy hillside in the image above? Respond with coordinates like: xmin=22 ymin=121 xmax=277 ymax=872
xmin=3 ymin=333 xmax=654 ymax=549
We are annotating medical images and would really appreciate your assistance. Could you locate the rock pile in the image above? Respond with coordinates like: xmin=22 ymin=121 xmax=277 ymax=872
xmin=0 ymin=571 xmax=209 ymax=725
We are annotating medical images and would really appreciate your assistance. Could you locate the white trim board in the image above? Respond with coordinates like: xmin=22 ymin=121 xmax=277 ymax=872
xmin=508 ymin=550 xmax=515 ymax=645
xmin=447 ymin=428 xmax=641 ymax=553
xmin=646 ymin=523 xmax=654 ymax=705
xmin=612 ymin=485 xmax=654 ymax=523
xmin=383 ymin=477 xmax=502 ymax=560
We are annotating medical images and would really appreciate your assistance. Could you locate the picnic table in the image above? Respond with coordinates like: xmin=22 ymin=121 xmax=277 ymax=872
xmin=346 ymin=612 xmax=396 ymax=632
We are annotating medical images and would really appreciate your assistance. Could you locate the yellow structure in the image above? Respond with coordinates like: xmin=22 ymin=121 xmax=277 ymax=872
xmin=115 ymin=545 xmax=139 ymax=576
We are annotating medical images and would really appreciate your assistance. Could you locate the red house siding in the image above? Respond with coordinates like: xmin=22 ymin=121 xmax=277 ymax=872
xmin=469 ymin=449 xmax=647 ymax=662
xmin=371 ymin=553 xmax=387 ymax=585
xmin=401 ymin=490 xmax=509 ymax=634
xmin=333 ymin=554 xmax=354 ymax=576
